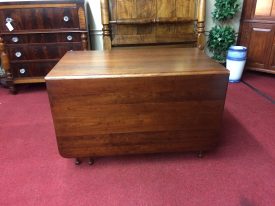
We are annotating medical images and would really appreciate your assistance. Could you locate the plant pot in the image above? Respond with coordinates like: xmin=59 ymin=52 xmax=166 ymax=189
xmin=226 ymin=46 xmax=247 ymax=83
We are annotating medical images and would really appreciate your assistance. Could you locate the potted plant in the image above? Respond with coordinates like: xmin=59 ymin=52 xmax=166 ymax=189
xmin=207 ymin=0 xmax=240 ymax=63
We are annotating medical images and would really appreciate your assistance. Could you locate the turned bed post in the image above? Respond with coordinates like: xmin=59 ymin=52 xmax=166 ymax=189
xmin=0 ymin=37 xmax=15 ymax=93
xmin=197 ymin=0 xmax=206 ymax=50
xmin=81 ymin=33 xmax=88 ymax=50
xmin=78 ymin=5 xmax=88 ymax=50
xmin=100 ymin=0 xmax=112 ymax=50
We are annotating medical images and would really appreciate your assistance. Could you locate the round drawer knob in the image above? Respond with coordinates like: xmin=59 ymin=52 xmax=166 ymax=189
xmin=15 ymin=51 xmax=22 ymax=58
xmin=6 ymin=17 xmax=13 ymax=23
xmin=12 ymin=36 xmax=19 ymax=43
xmin=63 ymin=16 xmax=70 ymax=22
xmin=19 ymin=68 xmax=26 ymax=74
xmin=67 ymin=35 xmax=73 ymax=41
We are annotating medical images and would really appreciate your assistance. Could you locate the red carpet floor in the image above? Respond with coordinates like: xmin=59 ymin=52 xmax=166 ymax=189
xmin=242 ymin=71 xmax=275 ymax=101
xmin=0 ymin=82 xmax=275 ymax=206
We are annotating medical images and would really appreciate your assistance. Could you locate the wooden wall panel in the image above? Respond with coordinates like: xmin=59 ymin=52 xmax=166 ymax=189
xmin=157 ymin=0 xmax=175 ymax=18
xmin=109 ymin=0 xmax=197 ymax=46
xmin=137 ymin=25 xmax=154 ymax=35
xmin=175 ymin=23 xmax=194 ymax=34
xmin=136 ymin=0 xmax=156 ymax=36
xmin=116 ymin=25 xmax=137 ymax=35
xmin=116 ymin=0 xmax=136 ymax=19
xmin=156 ymin=24 xmax=176 ymax=36
xmin=136 ymin=0 xmax=156 ymax=18
xmin=176 ymin=0 xmax=195 ymax=18
xmin=115 ymin=0 xmax=135 ymax=36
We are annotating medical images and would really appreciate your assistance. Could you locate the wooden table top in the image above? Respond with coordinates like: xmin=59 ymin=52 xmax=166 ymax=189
xmin=45 ymin=47 xmax=229 ymax=80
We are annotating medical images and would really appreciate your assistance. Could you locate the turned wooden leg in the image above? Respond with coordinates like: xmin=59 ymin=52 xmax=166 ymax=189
xmin=75 ymin=158 xmax=82 ymax=165
xmin=0 ymin=77 xmax=7 ymax=88
xmin=88 ymin=158 xmax=94 ymax=165
xmin=8 ymin=81 xmax=16 ymax=94
xmin=81 ymin=33 xmax=88 ymax=50
xmin=197 ymin=151 xmax=204 ymax=158
xmin=0 ymin=37 xmax=15 ymax=94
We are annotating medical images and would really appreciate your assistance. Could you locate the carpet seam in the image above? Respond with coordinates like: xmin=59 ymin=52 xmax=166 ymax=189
xmin=241 ymin=80 xmax=275 ymax=104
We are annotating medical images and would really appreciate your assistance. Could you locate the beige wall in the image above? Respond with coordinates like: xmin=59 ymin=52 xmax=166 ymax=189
xmin=86 ymin=0 xmax=244 ymax=54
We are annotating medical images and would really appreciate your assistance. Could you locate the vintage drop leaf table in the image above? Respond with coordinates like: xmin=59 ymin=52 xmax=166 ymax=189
xmin=45 ymin=47 xmax=229 ymax=165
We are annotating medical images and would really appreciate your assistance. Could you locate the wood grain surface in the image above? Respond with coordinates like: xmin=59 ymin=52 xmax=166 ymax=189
xmin=0 ymin=0 xmax=88 ymax=93
xmin=100 ymin=0 xmax=205 ymax=49
xmin=46 ymin=48 xmax=229 ymax=158
xmin=238 ymin=0 xmax=275 ymax=74
xmin=46 ymin=47 xmax=228 ymax=79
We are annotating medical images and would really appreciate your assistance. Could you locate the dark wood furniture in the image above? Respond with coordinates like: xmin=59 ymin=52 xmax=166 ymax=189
xmin=100 ymin=0 xmax=206 ymax=50
xmin=0 ymin=0 xmax=88 ymax=93
xmin=45 ymin=0 xmax=227 ymax=165
xmin=46 ymin=48 xmax=229 ymax=163
xmin=238 ymin=0 xmax=275 ymax=74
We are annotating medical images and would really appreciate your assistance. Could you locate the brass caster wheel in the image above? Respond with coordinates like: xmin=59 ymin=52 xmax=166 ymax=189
xmin=75 ymin=158 xmax=82 ymax=165
xmin=88 ymin=158 xmax=94 ymax=165
xmin=9 ymin=86 xmax=17 ymax=94
xmin=197 ymin=151 xmax=204 ymax=158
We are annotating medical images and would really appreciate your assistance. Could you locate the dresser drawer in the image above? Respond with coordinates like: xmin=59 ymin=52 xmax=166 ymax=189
xmin=3 ymin=33 xmax=82 ymax=44
xmin=0 ymin=7 xmax=79 ymax=32
xmin=11 ymin=61 xmax=58 ymax=78
xmin=8 ymin=43 xmax=82 ymax=60
xmin=0 ymin=0 xmax=88 ymax=91
xmin=2 ymin=34 xmax=28 ymax=44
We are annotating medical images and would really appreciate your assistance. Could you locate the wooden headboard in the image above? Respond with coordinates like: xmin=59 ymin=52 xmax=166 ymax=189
xmin=100 ymin=0 xmax=206 ymax=50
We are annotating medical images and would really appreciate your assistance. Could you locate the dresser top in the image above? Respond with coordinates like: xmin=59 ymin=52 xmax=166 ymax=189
xmin=46 ymin=48 xmax=229 ymax=80
xmin=0 ymin=0 xmax=84 ymax=5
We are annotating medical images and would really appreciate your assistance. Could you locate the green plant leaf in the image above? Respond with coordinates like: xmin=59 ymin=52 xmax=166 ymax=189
xmin=207 ymin=25 xmax=237 ymax=62
xmin=212 ymin=0 xmax=240 ymax=21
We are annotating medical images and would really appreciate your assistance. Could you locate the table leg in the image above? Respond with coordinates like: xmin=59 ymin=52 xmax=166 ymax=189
xmin=75 ymin=158 xmax=82 ymax=165
xmin=197 ymin=151 xmax=204 ymax=158
xmin=88 ymin=158 xmax=94 ymax=165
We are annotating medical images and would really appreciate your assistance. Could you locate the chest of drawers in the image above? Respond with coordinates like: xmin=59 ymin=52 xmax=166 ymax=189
xmin=0 ymin=0 xmax=88 ymax=93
